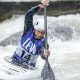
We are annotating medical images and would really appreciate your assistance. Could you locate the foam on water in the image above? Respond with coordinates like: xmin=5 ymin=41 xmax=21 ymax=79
xmin=0 ymin=14 xmax=80 ymax=80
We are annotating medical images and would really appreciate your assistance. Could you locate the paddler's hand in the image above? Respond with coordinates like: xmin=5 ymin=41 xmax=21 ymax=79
xmin=44 ymin=49 xmax=50 ymax=58
xmin=41 ymin=0 xmax=49 ymax=6
xmin=38 ymin=0 xmax=49 ymax=9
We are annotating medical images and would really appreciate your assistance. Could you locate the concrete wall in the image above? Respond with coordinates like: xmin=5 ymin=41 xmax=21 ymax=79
xmin=0 ymin=1 xmax=80 ymax=22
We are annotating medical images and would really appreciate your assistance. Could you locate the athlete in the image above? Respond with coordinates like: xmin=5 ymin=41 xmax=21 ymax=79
xmin=12 ymin=0 xmax=50 ymax=68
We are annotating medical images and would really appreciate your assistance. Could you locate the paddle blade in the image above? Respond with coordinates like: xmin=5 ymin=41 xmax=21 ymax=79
xmin=41 ymin=61 xmax=55 ymax=80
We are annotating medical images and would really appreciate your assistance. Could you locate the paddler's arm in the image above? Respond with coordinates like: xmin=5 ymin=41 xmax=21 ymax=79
xmin=22 ymin=4 xmax=45 ymax=37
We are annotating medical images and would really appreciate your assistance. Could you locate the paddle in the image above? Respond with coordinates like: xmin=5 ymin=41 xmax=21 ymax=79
xmin=41 ymin=5 xmax=55 ymax=80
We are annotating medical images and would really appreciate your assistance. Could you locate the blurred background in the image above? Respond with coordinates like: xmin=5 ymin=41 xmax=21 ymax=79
xmin=0 ymin=0 xmax=80 ymax=22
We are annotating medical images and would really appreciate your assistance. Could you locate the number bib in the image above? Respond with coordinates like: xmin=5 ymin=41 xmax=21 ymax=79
xmin=21 ymin=31 xmax=45 ymax=55
xmin=13 ymin=31 xmax=45 ymax=64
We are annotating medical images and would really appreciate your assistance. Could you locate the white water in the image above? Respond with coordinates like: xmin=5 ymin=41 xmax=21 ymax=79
xmin=0 ymin=14 xmax=80 ymax=80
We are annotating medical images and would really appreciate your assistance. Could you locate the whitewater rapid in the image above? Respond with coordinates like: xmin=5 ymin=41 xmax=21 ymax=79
xmin=0 ymin=14 xmax=80 ymax=80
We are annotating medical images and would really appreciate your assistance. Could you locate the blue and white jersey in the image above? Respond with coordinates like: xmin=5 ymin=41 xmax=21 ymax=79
xmin=14 ymin=31 xmax=45 ymax=65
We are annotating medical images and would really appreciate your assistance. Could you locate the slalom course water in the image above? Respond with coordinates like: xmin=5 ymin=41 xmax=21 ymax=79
xmin=0 ymin=14 xmax=80 ymax=80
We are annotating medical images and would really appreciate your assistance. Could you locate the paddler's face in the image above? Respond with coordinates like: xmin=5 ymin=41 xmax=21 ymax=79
xmin=34 ymin=29 xmax=45 ymax=39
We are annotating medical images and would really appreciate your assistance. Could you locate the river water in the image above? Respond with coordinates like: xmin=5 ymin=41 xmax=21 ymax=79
xmin=0 ymin=14 xmax=80 ymax=80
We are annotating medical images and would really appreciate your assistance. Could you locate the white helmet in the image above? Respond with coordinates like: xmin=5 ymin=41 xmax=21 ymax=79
xmin=34 ymin=19 xmax=45 ymax=32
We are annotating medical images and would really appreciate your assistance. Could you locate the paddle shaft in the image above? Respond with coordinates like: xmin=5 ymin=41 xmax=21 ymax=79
xmin=44 ymin=6 xmax=48 ymax=50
